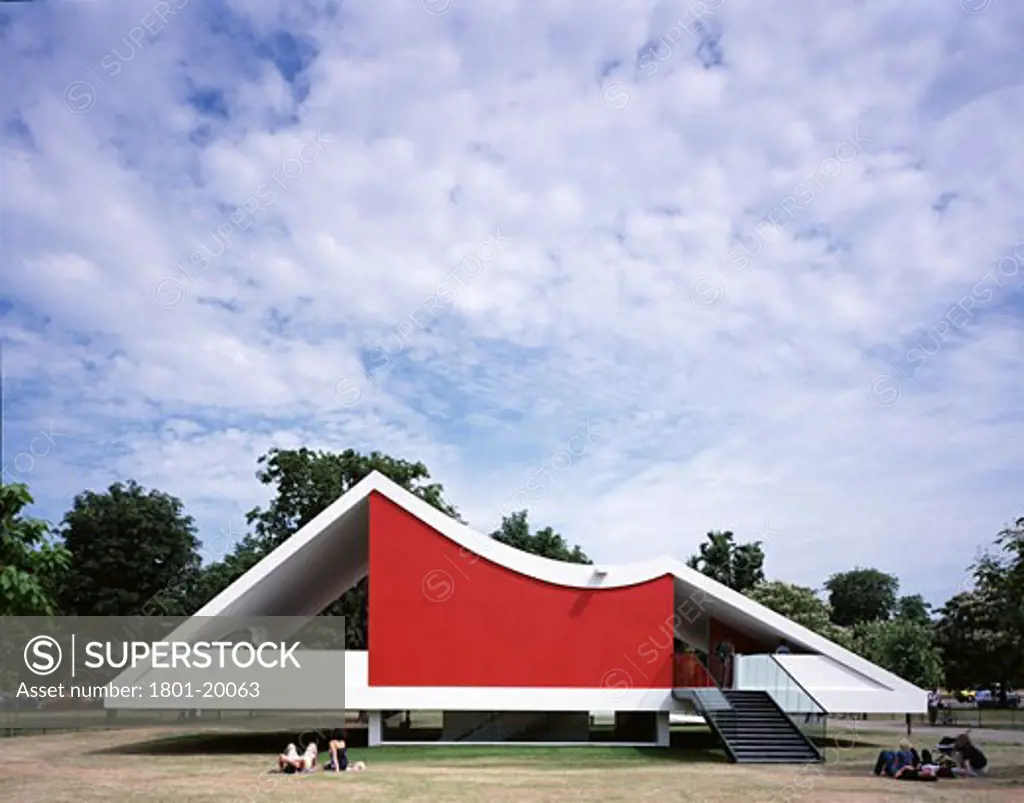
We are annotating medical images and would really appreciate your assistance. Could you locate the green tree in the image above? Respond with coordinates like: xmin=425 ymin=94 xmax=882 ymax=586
xmin=965 ymin=516 xmax=1024 ymax=686
xmin=244 ymin=448 xmax=460 ymax=555
xmin=0 ymin=483 xmax=69 ymax=615
xmin=56 ymin=480 xmax=200 ymax=616
xmin=744 ymin=580 xmax=854 ymax=649
xmin=824 ymin=567 xmax=899 ymax=627
xmin=933 ymin=590 xmax=1001 ymax=689
xmin=894 ymin=594 xmax=931 ymax=625
xmin=687 ymin=530 xmax=765 ymax=592
xmin=490 ymin=510 xmax=591 ymax=564
xmin=852 ymin=617 xmax=943 ymax=689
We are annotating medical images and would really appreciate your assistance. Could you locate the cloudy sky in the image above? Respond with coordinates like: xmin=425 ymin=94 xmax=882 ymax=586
xmin=2 ymin=0 xmax=1021 ymax=606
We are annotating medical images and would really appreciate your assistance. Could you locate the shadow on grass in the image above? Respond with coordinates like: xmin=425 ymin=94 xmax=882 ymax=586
xmin=93 ymin=727 xmax=728 ymax=764
xmin=812 ymin=735 xmax=887 ymax=750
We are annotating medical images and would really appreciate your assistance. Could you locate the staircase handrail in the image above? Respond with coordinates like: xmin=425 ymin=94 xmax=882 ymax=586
xmin=688 ymin=692 xmax=739 ymax=763
xmin=768 ymin=654 xmax=827 ymax=717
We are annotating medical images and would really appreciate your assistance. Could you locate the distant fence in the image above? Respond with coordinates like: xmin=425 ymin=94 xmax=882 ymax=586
xmin=837 ymin=704 xmax=1024 ymax=732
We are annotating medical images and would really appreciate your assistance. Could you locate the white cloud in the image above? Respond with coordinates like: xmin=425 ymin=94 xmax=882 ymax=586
xmin=2 ymin=0 xmax=1022 ymax=606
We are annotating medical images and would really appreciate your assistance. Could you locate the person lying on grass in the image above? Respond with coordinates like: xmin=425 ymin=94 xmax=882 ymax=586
xmin=915 ymin=750 xmax=967 ymax=779
xmin=325 ymin=729 xmax=367 ymax=772
xmin=872 ymin=738 xmax=920 ymax=777
xmin=277 ymin=741 xmax=318 ymax=773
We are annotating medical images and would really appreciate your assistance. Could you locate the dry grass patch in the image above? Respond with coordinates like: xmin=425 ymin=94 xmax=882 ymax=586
xmin=0 ymin=727 xmax=1020 ymax=802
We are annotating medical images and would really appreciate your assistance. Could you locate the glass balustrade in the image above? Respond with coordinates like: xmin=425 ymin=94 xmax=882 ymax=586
xmin=734 ymin=655 xmax=826 ymax=741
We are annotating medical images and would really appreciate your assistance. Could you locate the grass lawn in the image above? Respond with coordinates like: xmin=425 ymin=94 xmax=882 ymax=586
xmin=0 ymin=726 xmax=1022 ymax=802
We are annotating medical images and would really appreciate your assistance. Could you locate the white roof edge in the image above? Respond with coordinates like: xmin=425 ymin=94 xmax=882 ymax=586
xmin=195 ymin=471 xmax=924 ymax=698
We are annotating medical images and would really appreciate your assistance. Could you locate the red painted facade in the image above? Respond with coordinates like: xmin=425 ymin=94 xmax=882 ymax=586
xmin=708 ymin=617 xmax=772 ymax=687
xmin=673 ymin=653 xmax=716 ymax=688
xmin=367 ymin=492 xmax=676 ymax=688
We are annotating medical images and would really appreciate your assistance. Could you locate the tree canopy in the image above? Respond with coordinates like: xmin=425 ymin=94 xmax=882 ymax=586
xmin=824 ymin=567 xmax=899 ymax=627
xmin=687 ymin=530 xmax=765 ymax=593
xmin=242 ymin=447 xmax=461 ymax=557
xmin=490 ymin=510 xmax=591 ymax=564
xmin=56 ymin=480 xmax=200 ymax=616
xmin=852 ymin=617 xmax=943 ymax=690
xmin=744 ymin=580 xmax=853 ymax=649
xmin=933 ymin=590 xmax=1001 ymax=689
xmin=0 ymin=483 xmax=69 ymax=615
xmin=894 ymin=594 xmax=931 ymax=625
xmin=933 ymin=516 xmax=1024 ymax=688
xmin=972 ymin=516 xmax=1024 ymax=685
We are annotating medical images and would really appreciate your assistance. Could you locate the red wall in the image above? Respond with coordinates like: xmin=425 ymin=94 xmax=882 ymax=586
xmin=367 ymin=493 xmax=675 ymax=688
xmin=708 ymin=617 xmax=771 ymax=686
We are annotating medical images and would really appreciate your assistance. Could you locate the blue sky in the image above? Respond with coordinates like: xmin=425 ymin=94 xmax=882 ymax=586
xmin=1 ymin=0 xmax=1022 ymax=607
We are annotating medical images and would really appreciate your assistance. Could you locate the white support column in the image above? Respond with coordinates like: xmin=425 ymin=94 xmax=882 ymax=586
xmin=656 ymin=711 xmax=670 ymax=747
xmin=368 ymin=711 xmax=383 ymax=747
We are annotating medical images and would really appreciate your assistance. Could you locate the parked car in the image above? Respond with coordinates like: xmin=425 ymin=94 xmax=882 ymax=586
xmin=977 ymin=687 xmax=1020 ymax=709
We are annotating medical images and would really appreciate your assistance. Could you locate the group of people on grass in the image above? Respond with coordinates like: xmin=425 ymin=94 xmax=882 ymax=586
xmin=277 ymin=729 xmax=367 ymax=774
xmin=872 ymin=733 xmax=987 ymax=781
xmin=274 ymin=723 xmax=992 ymax=782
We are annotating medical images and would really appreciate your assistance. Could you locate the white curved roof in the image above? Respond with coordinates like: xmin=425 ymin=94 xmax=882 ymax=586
xmin=194 ymin=470 xmax=926 ymax=711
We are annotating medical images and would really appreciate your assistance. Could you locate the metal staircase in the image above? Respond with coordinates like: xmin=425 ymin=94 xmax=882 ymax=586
xmin=696 ymin=689 xmax=823 ymax=764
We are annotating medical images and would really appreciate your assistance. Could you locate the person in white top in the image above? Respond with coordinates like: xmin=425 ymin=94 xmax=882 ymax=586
xmin=927 ymin=689 xmax=940 ymax=725
xmin=278 ymin=741 xmax=318 ymax=773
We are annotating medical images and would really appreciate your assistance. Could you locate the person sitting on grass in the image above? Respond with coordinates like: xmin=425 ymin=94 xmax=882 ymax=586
xmin=326 ymin=729 xmax=367 ymax=772
xmin=278 ymin=741 xmax=318 ymax=773
xmin=952 ymin=733 xmax=987 ymax=776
